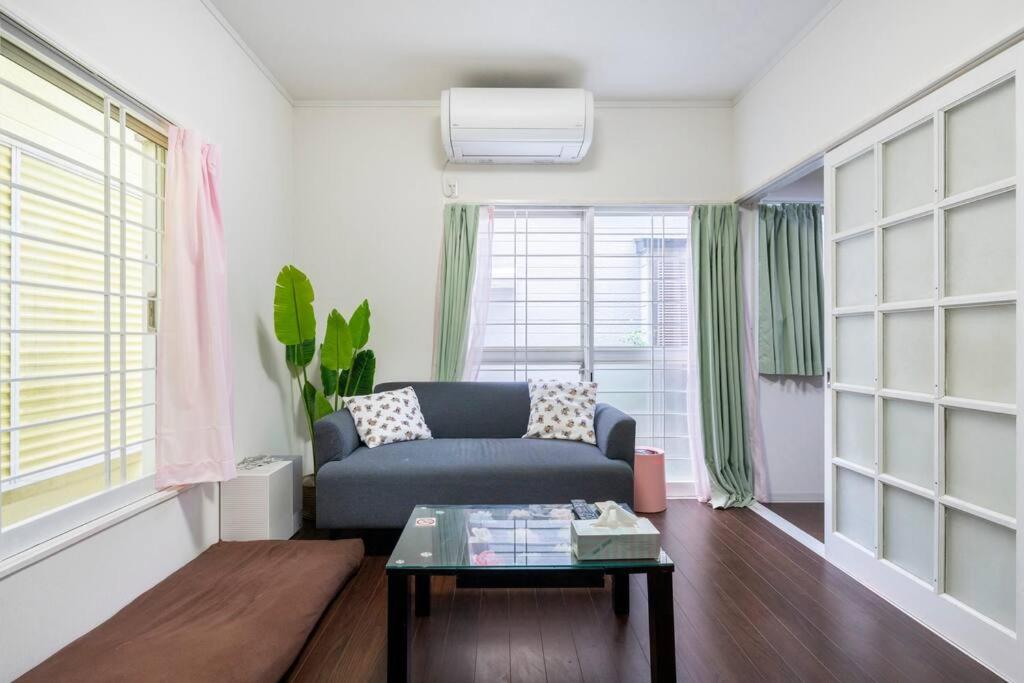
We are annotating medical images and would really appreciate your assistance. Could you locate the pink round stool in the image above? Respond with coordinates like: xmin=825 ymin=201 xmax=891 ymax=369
xmin=633 ymin=446 xmax=667 ymax=513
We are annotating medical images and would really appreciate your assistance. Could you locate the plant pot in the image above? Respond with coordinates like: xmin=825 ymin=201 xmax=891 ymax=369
xmin=302 ymin=475 xmax=316 ymax=522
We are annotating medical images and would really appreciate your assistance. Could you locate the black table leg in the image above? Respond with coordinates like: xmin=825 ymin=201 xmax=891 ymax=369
xmin=415 ymin=574 xmax=431 ymax=617
xmin=387 ymin=573 xmax=410 ymax=683
xmin=647 ymin=572 xmax=676 ymax=683
xmin=611 ymin=573 xmax=629 ymax=615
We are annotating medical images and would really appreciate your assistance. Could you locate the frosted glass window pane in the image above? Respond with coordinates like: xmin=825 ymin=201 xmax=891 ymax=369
xmin=945 ymin=408 xmax=1016 ymax=517
xmin=882 ymin=216 xmax=933 ymax=303
xmin=835 ymin=314 xmax=875 ymax=387
xmin=883 ymin=120 xmax=934 ymax=216
xmin=945 ymin=79 xmax=1016 ymax=196
xmin=883 ymin=310 xmax=934 ymax=394
xmin=944 ymin=509 xmax=1015 ymax=629
xmin=883 ymin=486 xmax=934 ymax=582
xmin=836 ymin=150 xmax=875 ymax=230
xmin=836 ymin=391 xmax=874 ymax=467
xmin=882 ymin=399 xmax=933 ymax=488
xmin=835 ymin=233 xmax=875 ymax=307
xmin=836 ymin=467 xmax=875 ymax=551
xmin=944 ymin=191 xmax=1016 ymax=297
xmin=945 ymin=304 xmax=1015 ymax=404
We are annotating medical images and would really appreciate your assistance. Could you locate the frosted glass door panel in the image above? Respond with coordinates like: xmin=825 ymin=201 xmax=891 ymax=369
xmin=835 ymin=233 xmax=876 ymax=307
xmin=944 ymin=191 xmax=1016 ymax=297
xmin=836 ymin=151 xmax=875 ymax=230
xmin=944 ymin=509 xmax=1016 ymax=629
xmin=882 ymin=216 xmax=934 ymax=303
xmin=883 ymin=486 xmax=934 ymax=582
xmin=945 ymin=408 xmax=1016 ymax=516
xmin=836 ymin=467 xmax=876 ymax=551
xmin=945 ymin=79 xmax=1016 ymax=197
xmin=836 ymin=391 xmax=875 ymax=467
xmin=945 ymin=304 xmax=1016 ymax=404
xmin=882 ymin=310 xmax=934 ymax=394
xmin=883 ymin=121 xmax=934 ymax=216
xmin=836 ymin=314 xmax=876 ymax=387
xmin=882 ymin=399 xmax=933 ymax=488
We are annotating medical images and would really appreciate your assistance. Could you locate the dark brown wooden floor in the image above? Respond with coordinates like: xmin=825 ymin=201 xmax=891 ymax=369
xmin=762 ymin=502 xmax=825 ymax=542
xmin=289 ymin=500 xmax=1000 ymax=682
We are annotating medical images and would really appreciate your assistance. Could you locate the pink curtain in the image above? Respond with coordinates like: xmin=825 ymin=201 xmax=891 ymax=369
xmin=155 ymin=127 xmax=235 ymax=488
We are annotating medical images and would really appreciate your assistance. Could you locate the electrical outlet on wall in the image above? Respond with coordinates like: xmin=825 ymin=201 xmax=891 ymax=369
xmin=445 ymin=178 xmax=458 ymax=198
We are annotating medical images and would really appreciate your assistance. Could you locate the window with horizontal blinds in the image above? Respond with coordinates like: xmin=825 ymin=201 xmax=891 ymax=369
xmin=0 ymin=30 xmax=163 ymax=546
xmin=478 ymin=206 xmax=692 ymax=482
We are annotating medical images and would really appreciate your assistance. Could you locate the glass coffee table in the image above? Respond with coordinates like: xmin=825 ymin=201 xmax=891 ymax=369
xmin=385 ymin=504 xmax=675 ymax=683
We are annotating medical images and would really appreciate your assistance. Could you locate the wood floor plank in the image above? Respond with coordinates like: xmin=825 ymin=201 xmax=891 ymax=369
xmin=508 ymin=589 xmax=546 ymax=683
xmin=412 ymin=575 xmax=456 ymax=683
xmin=762 ymin=503 xmax=824 ymax=542
xmin=537 ymin=588 xmax=584 ymax=683
xmin=475 ymin=589 xmax=511 ymax=683
xmin=328 ymin=560 xmax=388 ymax=683
xmin=707 ymin=506 xmax=981 ymax=682
xmin=435 ymin=587 xmax=481 ymax=683
xmin=574 ymin=582 xmax=650 ymax=683
xmin=647 ymin=512 xmax=837 ymax=682
xmin=292 ymin=502 xmax=999 ymax=683
xmin=667 ymin=504 xmax=876 ymax=681
xmin=724 ymin=509 xmax=1001 ymax=682
xmin=289 ymin=556 xmax=386 ymax=682
xmin=677 ymin=502 xmax=971 ymax=682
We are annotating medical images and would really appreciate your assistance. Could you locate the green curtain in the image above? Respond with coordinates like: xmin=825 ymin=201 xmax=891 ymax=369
xmin=758 ymin=204 xmax=824 ymax=376
xmin=692 ymin=204 xmax=754 ymax=508
xmin=433 ymin=203 xmax=481 ymax=381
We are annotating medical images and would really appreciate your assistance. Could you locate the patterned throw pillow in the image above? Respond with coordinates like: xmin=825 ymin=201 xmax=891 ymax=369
xmin=523 ymin=380 xmax=599 ymax=444
xmin=344 ymin=387 xmax=432 ymax=448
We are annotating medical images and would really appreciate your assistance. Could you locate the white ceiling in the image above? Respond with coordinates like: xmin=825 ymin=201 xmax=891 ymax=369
xmin=205 ymin=0 xmax=834 ymax=102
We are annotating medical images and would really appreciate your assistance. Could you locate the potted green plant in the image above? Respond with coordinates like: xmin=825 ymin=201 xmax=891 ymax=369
xmin=273 ymin=264 xmax=376 ymax=519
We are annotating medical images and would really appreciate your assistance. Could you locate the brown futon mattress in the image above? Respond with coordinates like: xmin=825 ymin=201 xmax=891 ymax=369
xmin=19 ymin=539 xmax=364 ymax=683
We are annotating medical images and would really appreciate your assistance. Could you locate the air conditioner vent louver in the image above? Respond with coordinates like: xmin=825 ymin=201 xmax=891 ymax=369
xmin=441 ymin=88 xmax=594 ymax=165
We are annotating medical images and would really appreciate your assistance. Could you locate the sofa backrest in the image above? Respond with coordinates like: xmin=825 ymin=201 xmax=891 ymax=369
xmin=374 ymin=381 xmax=530 ymax=438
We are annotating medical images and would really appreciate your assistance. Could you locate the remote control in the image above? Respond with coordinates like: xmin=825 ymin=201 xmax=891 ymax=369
xmin=571 ymin=499 xmax=598 ymax=520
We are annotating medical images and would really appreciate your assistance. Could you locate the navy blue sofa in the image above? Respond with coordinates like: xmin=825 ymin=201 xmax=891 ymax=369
xmin=313 ymin=382 xmax=636 ymax=530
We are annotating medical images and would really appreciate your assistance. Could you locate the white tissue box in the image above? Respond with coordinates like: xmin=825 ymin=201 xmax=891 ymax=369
xmin=571 ymin=517 xmax=661 ymax=561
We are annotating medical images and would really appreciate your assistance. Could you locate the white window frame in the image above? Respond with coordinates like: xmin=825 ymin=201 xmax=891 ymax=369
xmin=480 ymin=205 xmax=691 ymax=481
xmin=0 ymin=24 xmax=167 ymax=562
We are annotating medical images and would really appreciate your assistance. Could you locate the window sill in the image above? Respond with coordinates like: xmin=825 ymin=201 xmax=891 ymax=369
xmin=0 ymin=486 xmax=189 ymax=581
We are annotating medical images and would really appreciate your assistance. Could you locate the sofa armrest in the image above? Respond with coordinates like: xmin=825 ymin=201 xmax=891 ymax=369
xmin=594 ymin=403 xmax=636 ymax=469
xmin=313 ymin=410 xmax=361 ymax=471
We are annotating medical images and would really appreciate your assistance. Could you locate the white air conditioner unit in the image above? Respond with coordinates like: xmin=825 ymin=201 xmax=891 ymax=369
xmin=441 ymin=87 xmax=594 ymax=164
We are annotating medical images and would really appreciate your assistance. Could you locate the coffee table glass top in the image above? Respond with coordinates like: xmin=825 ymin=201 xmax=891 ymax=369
xmin=386 ymin=504 xmax=673 ymax=572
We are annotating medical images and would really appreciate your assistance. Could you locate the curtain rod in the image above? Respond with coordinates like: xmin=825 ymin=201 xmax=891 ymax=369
xmin=0 ymin=9 xmax=173 ymax=130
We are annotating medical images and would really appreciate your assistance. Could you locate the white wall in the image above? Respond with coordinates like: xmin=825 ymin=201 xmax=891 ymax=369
xmin=734 ymin=0 xmax=1024 ymax=196
xmin=0 ymin=0 xmax=295 ymax=678
xmin=293 ymin=103 xmax=735 ymax=386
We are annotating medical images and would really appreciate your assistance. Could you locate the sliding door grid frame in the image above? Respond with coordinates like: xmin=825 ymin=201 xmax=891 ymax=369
xmin=823 ymin=43 xmax=1022 ymax=678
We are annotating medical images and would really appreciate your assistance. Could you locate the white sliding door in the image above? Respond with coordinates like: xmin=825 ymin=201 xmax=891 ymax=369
xmin=824 ymin=44 xmax=1023 ymax=679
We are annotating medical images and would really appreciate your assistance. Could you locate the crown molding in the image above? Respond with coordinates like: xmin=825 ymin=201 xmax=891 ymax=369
xmin=198 ymin=0 xmax=293 ymax=105
xmin=294 ymin=98 xmax=733 ymax=110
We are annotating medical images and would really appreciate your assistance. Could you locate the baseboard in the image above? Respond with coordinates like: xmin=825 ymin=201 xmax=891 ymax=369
xmin=666 ymin=481 xmax=695 ymax=498
xmin=750 ymin=502 xmax=824 ymax=555
xmin=764 ymin=492 xmax=824 ymax=503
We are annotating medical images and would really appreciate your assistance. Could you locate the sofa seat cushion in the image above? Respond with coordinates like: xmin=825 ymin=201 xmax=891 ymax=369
xmin=316 ymin=438 xmax=634 ymax=529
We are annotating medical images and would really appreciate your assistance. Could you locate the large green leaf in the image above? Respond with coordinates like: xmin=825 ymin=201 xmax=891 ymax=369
xmin=320 ymin=362 xmax=339 ymax=397
xmin=321 ymin=309 xmax=353 ymax=372
xmin=274 ymin=265 xmax=316 ymax=346
xmin=303 ymin=380 xmax=334 ymax=422
xmin=349 ymin=300 xmax=371 ymax=350
xmin=344 ymin=349 xmax=376 ymax=396
xmin=284 ymin=339 xmax=315 ymax=368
